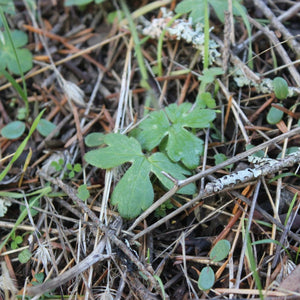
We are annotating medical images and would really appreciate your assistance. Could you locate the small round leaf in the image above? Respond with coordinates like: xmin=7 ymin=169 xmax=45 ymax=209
xmin=77 ymin=184 xmax=90 ymax=201
xmin=85 ymin=132 xmax=105 ymax=147
xmin=214 ymin=153 xmax=233 ymax=170
xmin=34 ymin=272 xmax=45 ymax=284
xmin=273 ymin=77 xmax=288 ymax=100
xmin=267 ymin=104 xmax=284 ymax=125
xmin=18 ymin=249 xmax=32 ymax=264
xmin=1 ymin=121 xmax=25 ymax=139
xmin=277 ymin=147 xmax=299 ymax=159
xmin=37 ymin=119 xmax=58 ymax=137
xmin=210 ymin=239 xmax=231 ymax=262
xmin=198 ymin=266 xmax=215 ymax=291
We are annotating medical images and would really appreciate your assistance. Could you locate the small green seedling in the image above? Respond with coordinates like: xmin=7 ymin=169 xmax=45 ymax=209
xmin=76 ymin=184 xmax=90 ymax=201
xmin=85 ymin=102 xmax=216 ymax=218
xmin=0 ymin=29 xmax=32 ymax=75
xmin=10 ymin=231 xmax=23 ymax=250
xmin=267 ymin=104 xmax=284 ymax=125
xmin=36 ymin=119 xmax=58 ymax=137
xmin=1 ymin=116 xmax=57 ymax=141
xmin=155 ymin=199 xmax=174 ymax=218
xmin=1 ymin=120 xmax=26 ymax=139
xmin=273 ymin=77 xmax=288 ymax=100
xmin=0 ymin=109 xmax=45 ymax=181
xmin=197 ymin=68 xmax=224 ymax=103
xmin=51 ymin=158 xmax=64 ymax=172
xmin=30 ymin=272 xmax=54 ymax=298
xmin=18 ymin=248 xmax=32 ymax=264
xmin=245 ymin=144 xmax=267 ymax=158
xmin=198 ymin=239 xmax=231 ymax=291
xmin=50 ymin=159 xmax=82 ymax=179
xmin=66 ymin=163 xmax=82 ymax=179
xmin=214 ymin=153 xmax=234 ymax=170
xmin=266 ymin=77 xmax=288 ymax=125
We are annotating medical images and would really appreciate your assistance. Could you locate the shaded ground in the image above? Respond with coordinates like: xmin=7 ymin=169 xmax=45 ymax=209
xmin=1 ymin=1 xmax=300 ymax=299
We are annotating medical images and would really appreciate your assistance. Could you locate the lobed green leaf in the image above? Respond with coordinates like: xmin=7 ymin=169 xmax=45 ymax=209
xmin=136 ymin=110 xmax=170 ymax=150
xmin=136 ymin=103 xmax=215 ymax=169
xmin=84 ymin=133 xmax=144 ymax=168
xmin=111 ymin=157 xmax=153 ymax=219
xmin=149 ymin=152 xmax=196 ymax=194
xmin=167 ymin=125 xmax=203 ymax=169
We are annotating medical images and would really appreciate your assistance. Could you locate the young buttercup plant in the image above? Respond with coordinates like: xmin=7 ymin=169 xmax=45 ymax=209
xmin=84 ymin=102 xmax=216 ymax=219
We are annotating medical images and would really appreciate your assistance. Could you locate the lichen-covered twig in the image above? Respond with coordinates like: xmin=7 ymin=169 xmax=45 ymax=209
xmin=131 ymin=127 xmax=300 ymax=240
xmin=205 ymin=149 xmax=300 ymax=193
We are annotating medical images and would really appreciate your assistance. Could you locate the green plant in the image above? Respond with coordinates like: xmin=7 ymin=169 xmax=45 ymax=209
xmin=51 ymin=158 xmax=64 ymax=172
xmin=198 ymin=239 xmax=231 ymax=291
xmin=154 ymin=199 xmax=174 ymax=218
xmin=64 ymin=0 xmax=106 ymax=6
xmin=66 ymin=163 xmax=82 ymax=178
xmin=156 ymin=13 xmax=183 ymax=77
xmin=214 ymin=153 xmax=233 ymax=170
xmin=24 ymin=272 xmax=54 ymax=299
xmin=135 ymin=102 xmax=215 ymax=169
xmin=85 ymin=102 xmax=216 ymax=218
xmin=0 ymin=29 xmax=32 ymax=75
xmin=0 ymin=109 xmax=45 ymax=181
xmin=0 ymin=120 xmax=26 ymax=139
xmin=76 ymin=184 xmax=90 ymax=201
xmin=0 ymin=0 xmax=15 ymax=16
xmin=266 ymin=77 xmax=289 ymax=125
xmin=0 ymin=0 xmax=16 ymax=26
xmin=0 ymin=7 xmax=31 ymax=121
xmin=175 ymin=0 xmax=238 ymax=24
xmin=196 ymin=68 xmax=224 ymax=105
xmin=246 ymin=232 xmax=263 ymax=300
xmin=37 ymin=119 xmax=59 ymax=137
xmin=10 ymin=231 xmax=23 ymax=250
xmin=267 ymin=104 xmax=284 ymax=125
xmin=18 ymin=248 xmax=32 ymax=264
xmin=273 ymin=77 xmax=289 ymax=100
xmin=50 ymin=159 xmax=82 ymax=179
xmin=120 ymin=0 xmax=159 ymax=115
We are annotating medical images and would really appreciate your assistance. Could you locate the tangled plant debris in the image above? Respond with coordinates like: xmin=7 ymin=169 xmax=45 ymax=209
xmin=0 ymin=1 xmax=300 ymax=299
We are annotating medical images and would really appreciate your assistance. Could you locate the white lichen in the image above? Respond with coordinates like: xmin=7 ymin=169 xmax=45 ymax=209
xmin=233 ymin=69 xmax=299 ymax=97
xmin=142 ymin=8 xmax=220 ymax=65
xmin=0 ymin=198 xmax=12 ymax=217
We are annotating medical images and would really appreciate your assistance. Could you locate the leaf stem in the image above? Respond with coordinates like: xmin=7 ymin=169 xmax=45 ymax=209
xmin=203 ymin=0 xmax=209 ymax=69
